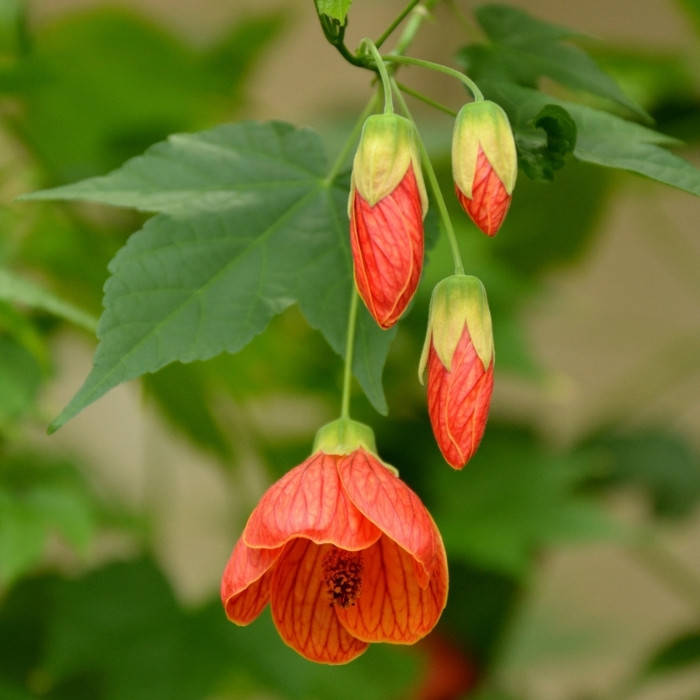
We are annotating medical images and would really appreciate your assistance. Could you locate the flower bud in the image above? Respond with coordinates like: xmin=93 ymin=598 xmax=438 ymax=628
xmin=419 ymin=275 xmax=494 ymax=469
xmin=349 ymin=113 xmax=428 ymax=329
xmin=452 ymin=100 xmax=517 ymax=236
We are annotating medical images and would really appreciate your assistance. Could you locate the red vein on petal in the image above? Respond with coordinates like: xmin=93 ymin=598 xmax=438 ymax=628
xmin=270 ymin=539 xmax=368 ymax=664
xmin=338 ymin=450 xmax=438 ymax=585
xmin=336 ymin=536 xmax=448 ymax=644
xmin=244 ymin=452 xmax=380 ymax=551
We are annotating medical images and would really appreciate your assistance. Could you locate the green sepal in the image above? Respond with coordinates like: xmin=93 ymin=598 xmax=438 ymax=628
xmin=313 ymin=418 xmax=377 ymax=455
xmin=349 ymin=113 xmax=428 ymax=212
xmin=452 ymin=100 xmax=518 ymax=198
xmin=312 ymin=418 xmax=399 ymax=475
xmin=418 ymin=274 xmax=494 ymax=382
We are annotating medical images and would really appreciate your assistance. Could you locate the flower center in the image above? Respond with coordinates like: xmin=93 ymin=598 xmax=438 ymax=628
xmin=322 ymin=546 xmax=363 ymax=608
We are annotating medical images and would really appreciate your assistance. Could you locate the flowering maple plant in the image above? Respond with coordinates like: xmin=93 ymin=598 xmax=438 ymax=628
xmin=17 ymin=0 xmax=700 ymax=685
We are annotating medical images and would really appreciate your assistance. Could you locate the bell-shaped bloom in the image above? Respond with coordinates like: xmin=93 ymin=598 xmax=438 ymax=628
xmin=349 ymin=113 xmax=428 ymax=329
xmin=452 ymin=100 xmax=517 ymax=236
xmin=419 ymin=275 xmax=494 ymax=469
xmin=221 ymin=419 xmax=448 ymax=664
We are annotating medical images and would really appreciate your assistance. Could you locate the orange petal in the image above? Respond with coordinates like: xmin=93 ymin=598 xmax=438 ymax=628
xmin=338 ymin=449 xmax=438 ymax=585
xmin=221 ymin=538 xmax=283 ymax=624
xmin=427 ymin=328 xmax=494 ymax=469
xmin=457 ymin=147 xmax=511 ymax=236
xmin=335 ymin=535 xmax=448 ymax=644
xmin=350 ymin=166 xmax=424 ymax=329
xmin=270 ymin=538 xmax=369 ymax=664
xmin=244 ymin=452 xmax=381 ymax=551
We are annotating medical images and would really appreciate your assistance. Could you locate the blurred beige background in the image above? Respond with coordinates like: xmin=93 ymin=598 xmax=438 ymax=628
xmin=29 ymin=1 xmax=700 ymax=699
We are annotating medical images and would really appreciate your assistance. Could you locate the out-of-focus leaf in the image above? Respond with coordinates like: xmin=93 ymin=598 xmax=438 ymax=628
xmin=37 ymin=557 xmax=421 ymax=700
xmin=480 ymin=81 xmax=700 ymax=196
xmin=24 ymin=121 xmax=394 ymax=430
xmin=13 ymin=8 xmax=285 ymax=180
xmin=0 ymin=455 xmax=97 ymax=587
xmin=470 ymin=3 xmax=648 ymax=119
xmin=491 ymin=159 xmax=611 ymax=275
xmin=679 ymin=0 xmax=700 ymax=35
xmin=0 ymin=0 xmax=25 ymax=56
xmin=0 ymin=576 xmax=53 ymax=697
xmin=583 ymin=430 xmax=700 ymax=518
xmin=441 ymin=561 xmax=520 ymax=664
xmin=15 ymin=204 xmax=126 ymax=316
xmin=142 ymin=362 xmax=232 ymax=460
xmin=431 ymin=426 xmax=617 ymax=576
xmin=640 ymin=630 xmax=700 ymax=677
xmin=0 ymin=268 xmax=97 ymax=332
xmin=0 ymin=335 xmax=42 ymax=426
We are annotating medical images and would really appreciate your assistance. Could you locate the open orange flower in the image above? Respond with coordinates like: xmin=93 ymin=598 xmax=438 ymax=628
xmin=221 ymin=421 xmax=448 ymax=664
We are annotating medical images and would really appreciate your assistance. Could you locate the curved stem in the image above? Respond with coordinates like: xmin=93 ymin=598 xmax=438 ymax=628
xmin=374 ymin=0 xmax=422 ymax=49
xmin=362 ymin=39 xmax=394 ymax=113
xmin=383 ymin=53 xmax=484 ymax=102
xmin=393 ymin=82 xmax=465 ymax=275
xmin=340 ymin=288 xmax=360 ymax=419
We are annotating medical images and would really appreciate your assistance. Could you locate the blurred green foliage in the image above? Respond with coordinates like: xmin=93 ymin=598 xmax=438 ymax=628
xmin=1 ymin=1 xmax=700 ymax=699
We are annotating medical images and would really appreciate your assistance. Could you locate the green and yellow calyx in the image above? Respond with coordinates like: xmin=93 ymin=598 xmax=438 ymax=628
xmin=419 ymin=274 xmax=494 ymax=382
xmin=452 ymin=100 xmax=517 ymax=198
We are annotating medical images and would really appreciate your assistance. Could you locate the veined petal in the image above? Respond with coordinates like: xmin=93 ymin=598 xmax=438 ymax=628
xmin=221 ymin=538 xmax=283 ymax=625
xmin=270 ymin=538 xmax=369 ymax=664
xmin=336 ymin=535 xmax=448 ymax=644
xmin=456 ymin=146 xmax=512 ymax=236
xmin=244 ymin=452 xmax=381 ymax=551
xmin=338 ymin=449 xmax=438 ymax=585
xmin=428 ymin=328 xmax=494 ymax=468
xmin=350 ymin=166 xmax=424 ymax=329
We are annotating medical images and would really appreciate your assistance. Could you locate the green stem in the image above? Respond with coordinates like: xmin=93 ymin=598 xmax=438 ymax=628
xmin=324 ymin=94 xmax=379 ymax=185
xmin=362 ymin=39 xmax=394 ymax=113
xmin=391 ymin=0 xmax=440 ymax=56
xmin=393 ymin=82 xmax=465 ymax=275
xmin=340 ymin=288 xmax=360 ymax=420
xmin=383 ymin=53 xmax=484 ymax=102
xmin=394 ymin=80 xmax=457 ymax=116
xmin=374 ymin=0 xmax=422 ymax=49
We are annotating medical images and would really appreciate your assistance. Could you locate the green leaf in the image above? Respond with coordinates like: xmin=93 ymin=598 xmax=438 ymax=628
xmin=515 ymin=104 xmax=577 ymax=181
xmin=143 ymin=362 xmax=232 ymax=460
xmin=15 ymin=8 xmax=285 ymax=180
xmin=0 ymin=268 xmax=97 ymax=332
xmin=492 ymin=159 xmax=611 ymax=275
xmin=24 ymin=121 xmax=393 ymax=429
xmin=641 ymin=631 xmax=700 ymax=678
xmin=0 ymin=335 xmax=43 ymax=426
xmin=0 ymin=493 xmax=47 ymax=588
xmin=0 ymin=455 xmax=97 ymax=587
xmin=481 ymin=81 xmax=700 ymax=196
xmin=315 ymin=0 xmax=352 ymax=23
xmin=472 ymin=4 xmax=648 ymax=119
xmin=584 ymin=430 xmax=700 ymax=518
xmin=26 ymin=557 xmax=420 ymax=700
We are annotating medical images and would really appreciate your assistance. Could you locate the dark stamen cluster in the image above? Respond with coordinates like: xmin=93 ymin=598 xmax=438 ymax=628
xmin=322 ymin=546 xmax=363 ymax=608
